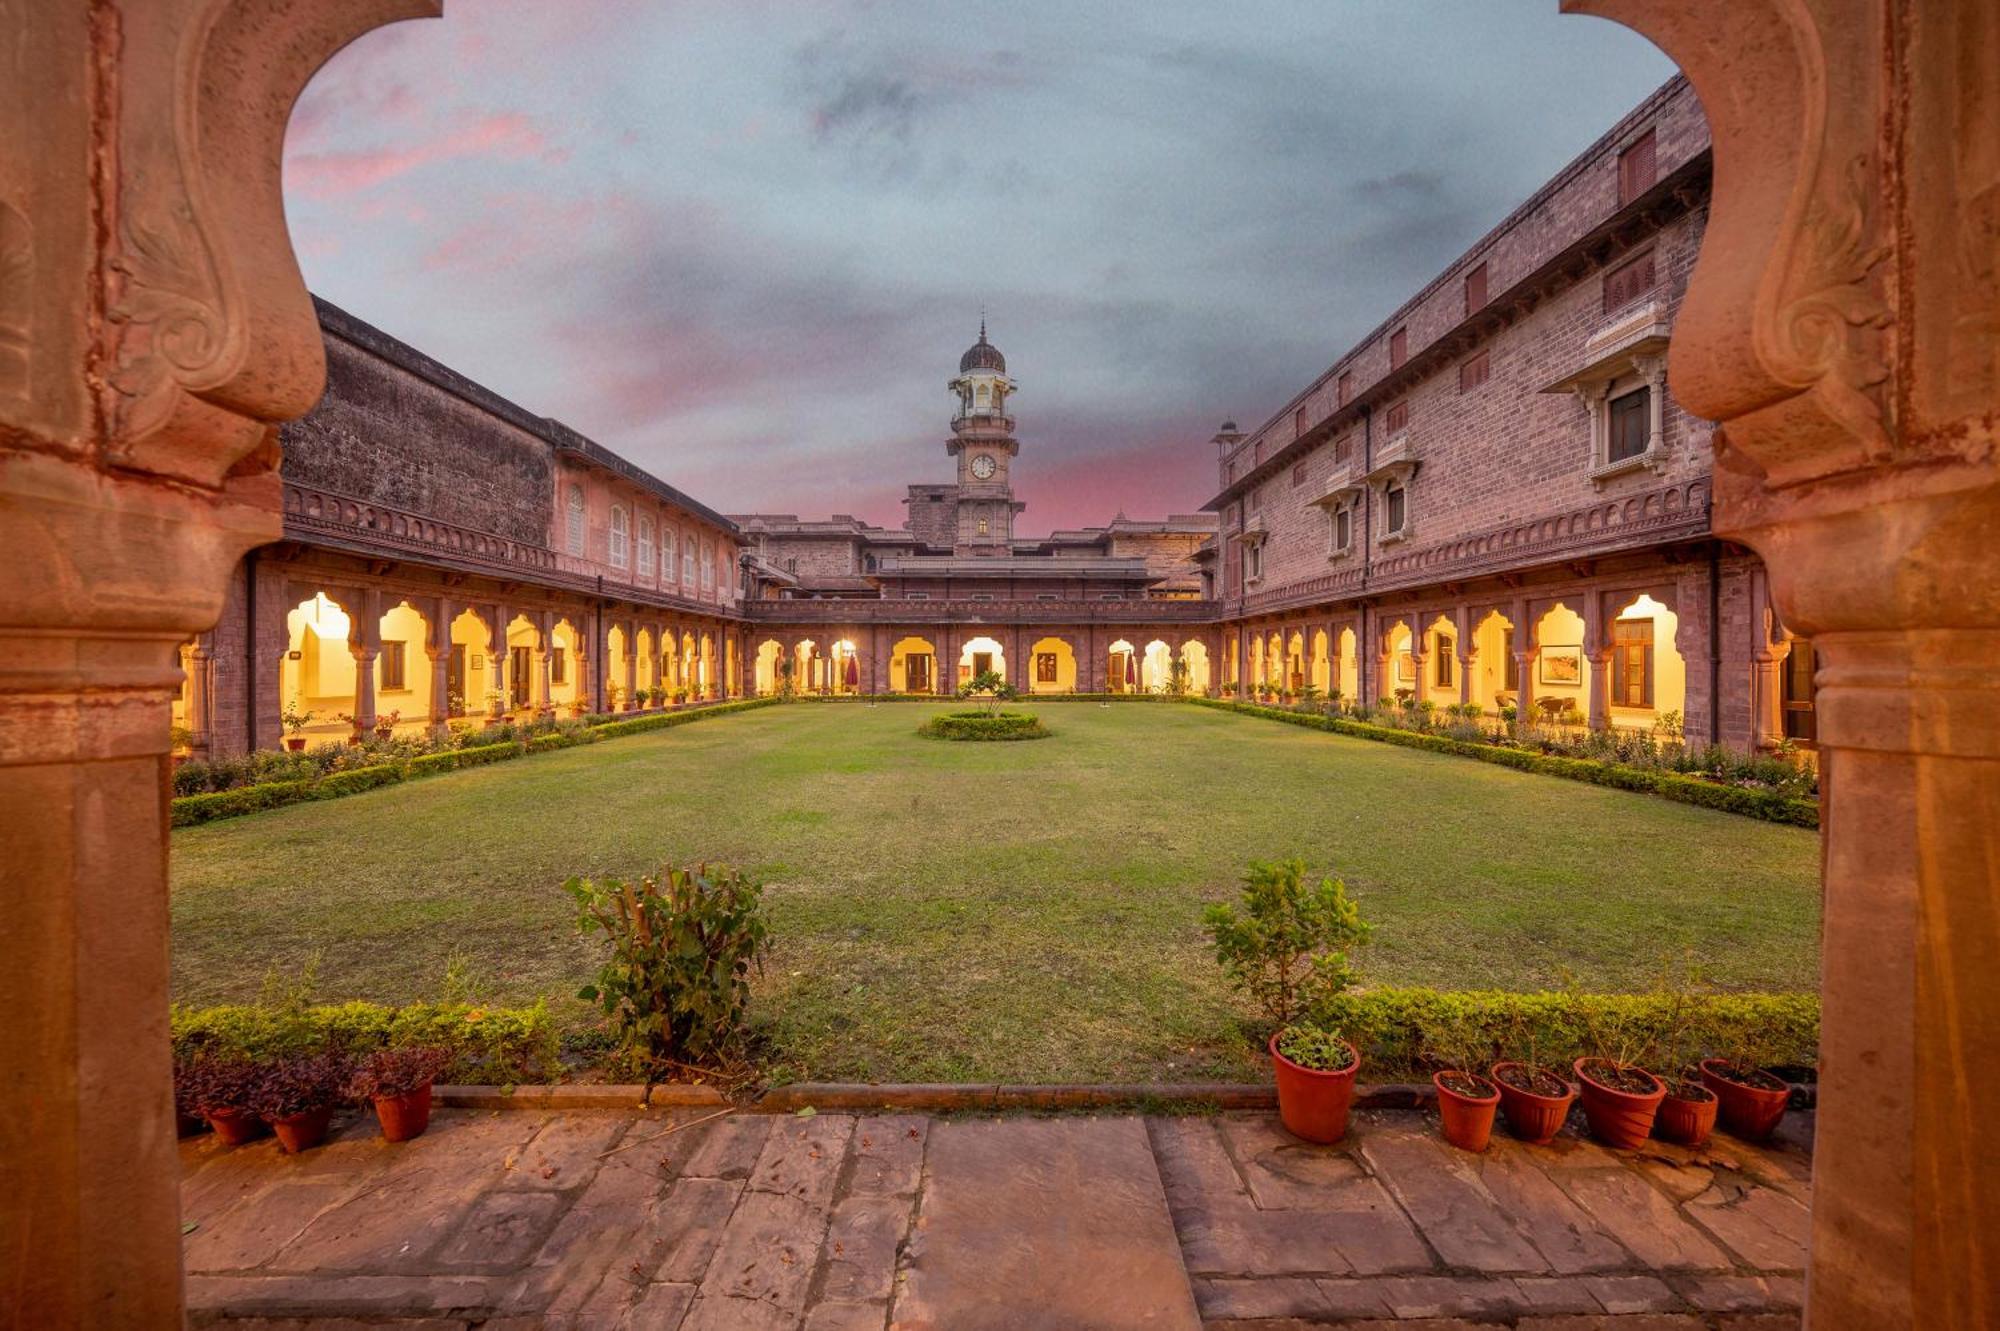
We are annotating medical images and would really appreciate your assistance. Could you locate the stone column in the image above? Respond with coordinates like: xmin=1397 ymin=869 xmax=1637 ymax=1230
xmin=0 ymin=3 xmax=437 ymax=1324
xmin=349 ymin=590 xmax=382 ymax=739
xmin=534 ymin=613 xmax=553 ymax=713
xmin=1570 ymin=1 xmax=2000 ymax=1321
xmin=184 ymin=638 xmax=215 ymax=756
xmin=622 ymin=620 xmax=639 ymax=709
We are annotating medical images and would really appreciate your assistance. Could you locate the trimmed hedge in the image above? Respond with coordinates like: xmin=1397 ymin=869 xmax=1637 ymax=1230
xmin=787 ymin=691 xmax=1179 ymax=703
xmin=1192 ymin=698 xmax=1820 ymax=828
xmin=453 ymin=740 xmax=527 ymax=767
xmin=1320 ymin=986 xmax=1819 ymax=1080
xmin=171 ymin=999 xmax=561 ymax=1085
xmin=170 ymin=778 xmax=317 ymax=827
xmin=316 ymin=763 xmax=405 ymax=799
xmin=919 ymin=710 xmax=1051 ymax=741
xmin=171 ymin=699 xmax=778 ymax=828
xmin=588 ymin=696 xmax=779 ymax=739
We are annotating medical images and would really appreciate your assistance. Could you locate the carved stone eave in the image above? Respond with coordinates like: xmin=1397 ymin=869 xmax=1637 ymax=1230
xmin=1562 ymin=0 xmax=1895 ymax=496
xmin=102 ymin=0 xmax=444 ymax=489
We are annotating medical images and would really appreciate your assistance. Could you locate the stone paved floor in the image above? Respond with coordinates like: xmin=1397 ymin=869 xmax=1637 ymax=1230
xmin=180 ymin=1105 xmax=1812 ymax=1329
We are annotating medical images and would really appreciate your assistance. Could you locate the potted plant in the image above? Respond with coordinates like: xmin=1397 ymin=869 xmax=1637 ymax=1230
xmin=485 ymin=689 xmax=507 ymax=719
xmin=1648 ymin=976 xmax=1719 ymax=1147
xmin=281 ymin=701 xmax=314 ymax=752
xmin=1489 ymin=1059 xmax=1576 ymax=1145
xmin=179 ymin=1057 xmax=267 ymax=1145
xmin=333 ymin=711 xmax=362 ymax=745
xmin=373 ymin=709 xmax=400 ymax=742
xmin=250 ymin=1052 xmax=352 ymax=1154
xmin=1574 ymin=1053 xmax=1666 ymax=1149
xmin=1428 ymin=1018 xmax=1500 ymax=1152
xmin=1700 ymin=1045 xmax=1792 ymax=1142
xmin=1204 ymin=858 xmax=1372 ymax=1144
xmin=1269 ymin=1024 xmax=1361 ymax=1144
xmin=348 ymin=1045 xmax=452 ymax=1142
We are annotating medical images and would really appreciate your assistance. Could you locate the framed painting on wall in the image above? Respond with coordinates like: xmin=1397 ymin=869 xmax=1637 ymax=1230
xmin=1539 ymin=646 xmax=1582 ymax=686
xmin=1395 ymin=650 xmax=1415 ymax=683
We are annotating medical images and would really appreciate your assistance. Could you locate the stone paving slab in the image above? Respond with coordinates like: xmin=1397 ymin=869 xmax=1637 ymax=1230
xmin=181 ymin=1105 xmax=1813 ymax=1328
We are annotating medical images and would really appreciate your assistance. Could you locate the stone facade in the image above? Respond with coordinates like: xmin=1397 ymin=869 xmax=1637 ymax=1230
xmin=1201 ymin=75 xmax=1801 ymax=751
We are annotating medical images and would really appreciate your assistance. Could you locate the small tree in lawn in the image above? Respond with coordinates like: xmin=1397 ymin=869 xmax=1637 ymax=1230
xmin=959 ymin=668 xmax=1012 ymax=715
xmin=568 ymin=864 xmax=769 ymax=1074
xmin=1204 ymin=858 xmax=1372 ymax=1031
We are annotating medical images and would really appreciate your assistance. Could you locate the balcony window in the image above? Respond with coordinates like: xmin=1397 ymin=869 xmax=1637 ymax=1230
xmin=1385 ymin=483 xmax=1407 ymax=536
xmin=637 ymin=516 xmax=654 ymax=576
xmin=565 ymin=486 xmax=585 ymax=555
xmin=1608 ymin=386 xmax=1651 ymax=462
xmin=609 ymin=506 xmax=629 ymax=569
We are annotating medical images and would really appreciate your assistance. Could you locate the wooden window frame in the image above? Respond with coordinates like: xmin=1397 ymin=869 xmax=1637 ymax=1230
xmin=1384 ymin=400 xmax=1409 ymax=434
xmin=1608 ymin=386 xmax=1651 ymax=463
xmin=1610 ymin=618 xmax=1654 ymax=708
xmin=1603 ymin=249 xmax=1657 ymax=313
xmin=1617 ymin=128 xmax=1657 ymax=206
xmin=380 ymin=640 xmax=406 ymax=692
xmin=1389 ymin=326 xmax=1409 ymax=370
xmin=1459 ymin=349 xmax=1490 ymax=393
xmin=1464 ymin=262 xmax=1488 ymax=315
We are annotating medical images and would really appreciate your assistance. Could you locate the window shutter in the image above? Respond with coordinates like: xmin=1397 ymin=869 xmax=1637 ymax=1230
xmin=1389 ymin=327 xmax=1408 ymax=369
xmin=1464 ymin=262 xmax=1488 ymax=314
xmin=1459 ymin=350 xmax=1489 ymax=393
xmin=1618 ymin=129 xmax=1657 ymax=205
xmin=1384 ymin=400 xmax=1409 ymax=434
xmin=1338 ymin=371 xmax=1355 ymax=406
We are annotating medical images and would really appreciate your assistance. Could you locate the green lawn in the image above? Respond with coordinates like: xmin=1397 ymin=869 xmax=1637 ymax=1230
xmin=169 ymin=702 xmax=1820 ymax=1083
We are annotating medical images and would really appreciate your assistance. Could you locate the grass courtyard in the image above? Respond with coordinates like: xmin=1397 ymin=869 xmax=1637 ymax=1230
xmin=170 ymin=702 xmax=1820 ymax=1083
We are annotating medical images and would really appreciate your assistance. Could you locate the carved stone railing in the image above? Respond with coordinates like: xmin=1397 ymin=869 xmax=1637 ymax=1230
xmin=282 ymin=483 xmax=742 ymax=620
xmin=744 ymin=598 xmax=1220 ymax=626
xmin=1234 ymin=477 xmax=1710 ymax=617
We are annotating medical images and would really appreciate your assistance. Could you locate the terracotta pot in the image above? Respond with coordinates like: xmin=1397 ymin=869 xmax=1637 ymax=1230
xmin=1655 ymin=1085 xmax=1719 ymax=1147
xmin=205 ymin=1108 xmax=269 ymax=1146
xmin=271 ymin=1105 xmax=333 ymax=1154
xmin=373 ymin=1083 xmax=435 ymax=1143
xmin=1699 ymin=1058 xmax=1791 ymax=1142
xmin=1269 ymin=1032 xmax=1361 ymax=1144
xmin=1573 ymin=1058 xmax=1665 ymax=1150
xmin=1432 ymin=1071 xmax=1500 ymax=1152
xmin=284 ymin=736 xmax=306 ymax=752
xmin=1490 ymin=1061 xmax=1576 ymax=1145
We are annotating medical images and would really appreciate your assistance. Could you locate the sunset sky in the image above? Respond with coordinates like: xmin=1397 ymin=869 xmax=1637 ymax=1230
xmin=285 ymin=1 xmax=1675 ymax=534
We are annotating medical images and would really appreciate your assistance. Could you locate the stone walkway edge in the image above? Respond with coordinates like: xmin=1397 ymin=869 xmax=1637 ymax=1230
xmin=440 ymin=1080 xmax=1814 ymax=1113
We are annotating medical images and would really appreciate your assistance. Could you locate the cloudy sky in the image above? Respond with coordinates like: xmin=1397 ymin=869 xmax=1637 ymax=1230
xmin=285 ymin=1 xmax=1674 ymax=533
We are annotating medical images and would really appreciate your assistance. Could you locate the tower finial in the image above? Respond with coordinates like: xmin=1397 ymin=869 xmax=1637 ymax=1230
xmin=979 ymin=307 xmax=987 ymax=342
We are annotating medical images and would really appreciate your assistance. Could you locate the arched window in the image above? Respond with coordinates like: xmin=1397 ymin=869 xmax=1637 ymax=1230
xmin=609 ymin=506 xmax=629 ymax=569
xmin=565 ymin=486 xmax=585 ymax=555
xmin=636 ymin=516 xmax=655 ymax=577
xmin=682 ymin=535 xmax=697 ymax=585
xmin=700 ymin=541 xmax=714 ymax=589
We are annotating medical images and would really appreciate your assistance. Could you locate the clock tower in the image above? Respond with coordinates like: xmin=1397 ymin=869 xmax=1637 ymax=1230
xmin=946 ymin=321 xmax=1024 ymax=554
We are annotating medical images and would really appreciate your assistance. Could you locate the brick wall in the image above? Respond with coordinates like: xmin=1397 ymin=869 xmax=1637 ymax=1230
xmin=281 ymin=331 xmax=553 ymax=546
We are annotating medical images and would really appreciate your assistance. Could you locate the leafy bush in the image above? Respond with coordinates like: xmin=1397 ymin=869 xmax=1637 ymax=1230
xmin=918 ymin=710 xmax=1050 ymax=741
xmin=1275 ymin=1023 xmax=1356 ymax=1071
xmin=347 ymin=1045 xmax=452 ymax=1099
xmin=1319 ymin=986 xmax=1819 ymax=1080
xmin=248 ymin=1051 xmax=354 ymax=1119
xmin=452 ymin=740 xmax=525 ymax=767
xmin=1204 ymin=858 xmax=1372 ymax=1029
xmin=568 ymin=863 xmax=770 ymax=1072
xmin=175 ymin=1056 xmax=261 ymax=1116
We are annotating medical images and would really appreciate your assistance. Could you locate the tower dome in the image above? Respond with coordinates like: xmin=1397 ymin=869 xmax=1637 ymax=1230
xmin=959 ymin=320 xmax=1006 ymax=374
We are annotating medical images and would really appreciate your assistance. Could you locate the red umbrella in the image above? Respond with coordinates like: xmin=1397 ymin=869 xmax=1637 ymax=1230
xmin=1125 ymin=654 xmax=1138 ymax=688
xmin=844 ymin=655 xmax=859 ymax=689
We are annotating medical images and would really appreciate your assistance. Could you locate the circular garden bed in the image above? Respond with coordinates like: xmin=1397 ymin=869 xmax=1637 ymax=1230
xmin=918 ymin=710 xmax=1050 ymax=741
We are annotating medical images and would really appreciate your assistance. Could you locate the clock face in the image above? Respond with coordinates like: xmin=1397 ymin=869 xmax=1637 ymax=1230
xmin=970 ymin=453 xmax=997 ymax=480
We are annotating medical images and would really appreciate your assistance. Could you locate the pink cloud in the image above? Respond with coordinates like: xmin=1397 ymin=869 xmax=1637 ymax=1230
xmin=286 ymin=113 xmax=560 ymax=200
